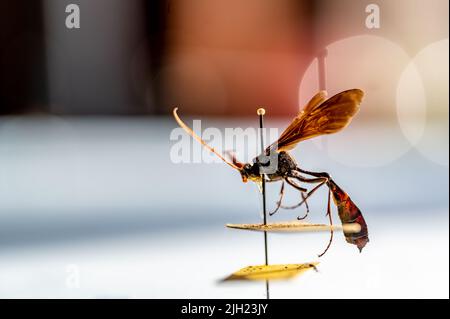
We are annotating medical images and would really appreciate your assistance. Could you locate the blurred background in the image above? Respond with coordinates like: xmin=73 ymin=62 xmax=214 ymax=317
xmin=0 ymin=0 xmax=448 ymax=298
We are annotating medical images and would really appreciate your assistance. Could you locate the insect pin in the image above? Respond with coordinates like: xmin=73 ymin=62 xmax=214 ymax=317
xmin=173 ymin=89 xmax=369 ymax=256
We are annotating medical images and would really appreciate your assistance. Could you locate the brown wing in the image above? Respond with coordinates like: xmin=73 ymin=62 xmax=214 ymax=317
xmin=271 ymin=89 xmax=363 ymax=152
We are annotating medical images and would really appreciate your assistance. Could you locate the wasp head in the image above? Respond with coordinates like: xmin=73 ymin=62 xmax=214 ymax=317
xmin=240 ymin=163 xmax=261 ymax=183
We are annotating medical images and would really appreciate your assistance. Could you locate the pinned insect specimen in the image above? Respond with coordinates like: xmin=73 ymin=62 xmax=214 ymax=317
xmin=173 ymin=89 xmax=369 ymax=256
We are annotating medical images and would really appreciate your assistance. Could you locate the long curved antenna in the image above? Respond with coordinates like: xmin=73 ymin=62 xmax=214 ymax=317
xmin=173 ymin=108 xmax=242 ymax=171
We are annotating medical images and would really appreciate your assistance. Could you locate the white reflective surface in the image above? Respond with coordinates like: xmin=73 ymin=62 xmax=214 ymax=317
xmin=0 ymin=117 xmax=448 ymax=298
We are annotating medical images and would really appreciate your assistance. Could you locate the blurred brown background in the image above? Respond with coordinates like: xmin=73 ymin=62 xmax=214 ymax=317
xmin=0 ymin=0 xmax=448 ymax=116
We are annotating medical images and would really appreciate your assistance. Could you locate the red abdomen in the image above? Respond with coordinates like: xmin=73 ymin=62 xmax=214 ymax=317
xmin=328 ymin=179 xmax=369 ymax=252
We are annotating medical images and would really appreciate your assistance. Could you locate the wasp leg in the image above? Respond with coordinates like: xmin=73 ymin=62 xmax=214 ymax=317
xmin=282 ymin=177 xmax=315 ymax=219
xmin=268 ymin=181 xmax=285 ymax=216
xmin=282 ymin=190 xmax=310 ymax=220
xmin=295 ymin=168 xmax=330 ymax=180
xmin=297 ymin=192 xmax=310 ymax=220
xmin=285 ymin=177 xmax=307 ymax=192
xmin=281 ymin=174 xmax=327 ymax=210
xmin=279 ymin=174 xmax=309 ymax=213
xmin=292 ymin=168 xmax=336 ymax=256
xmin=282 ymin=170 xmax=330 ymax=213
xmin=318 ymin=187 xmax=334 ymax=257
xmin=290 ymin=171 xmax=328 ymax=186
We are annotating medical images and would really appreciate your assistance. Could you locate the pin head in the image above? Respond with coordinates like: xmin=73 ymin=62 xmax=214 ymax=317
xmin=257 ymin=108 xmax=266 ymax=116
